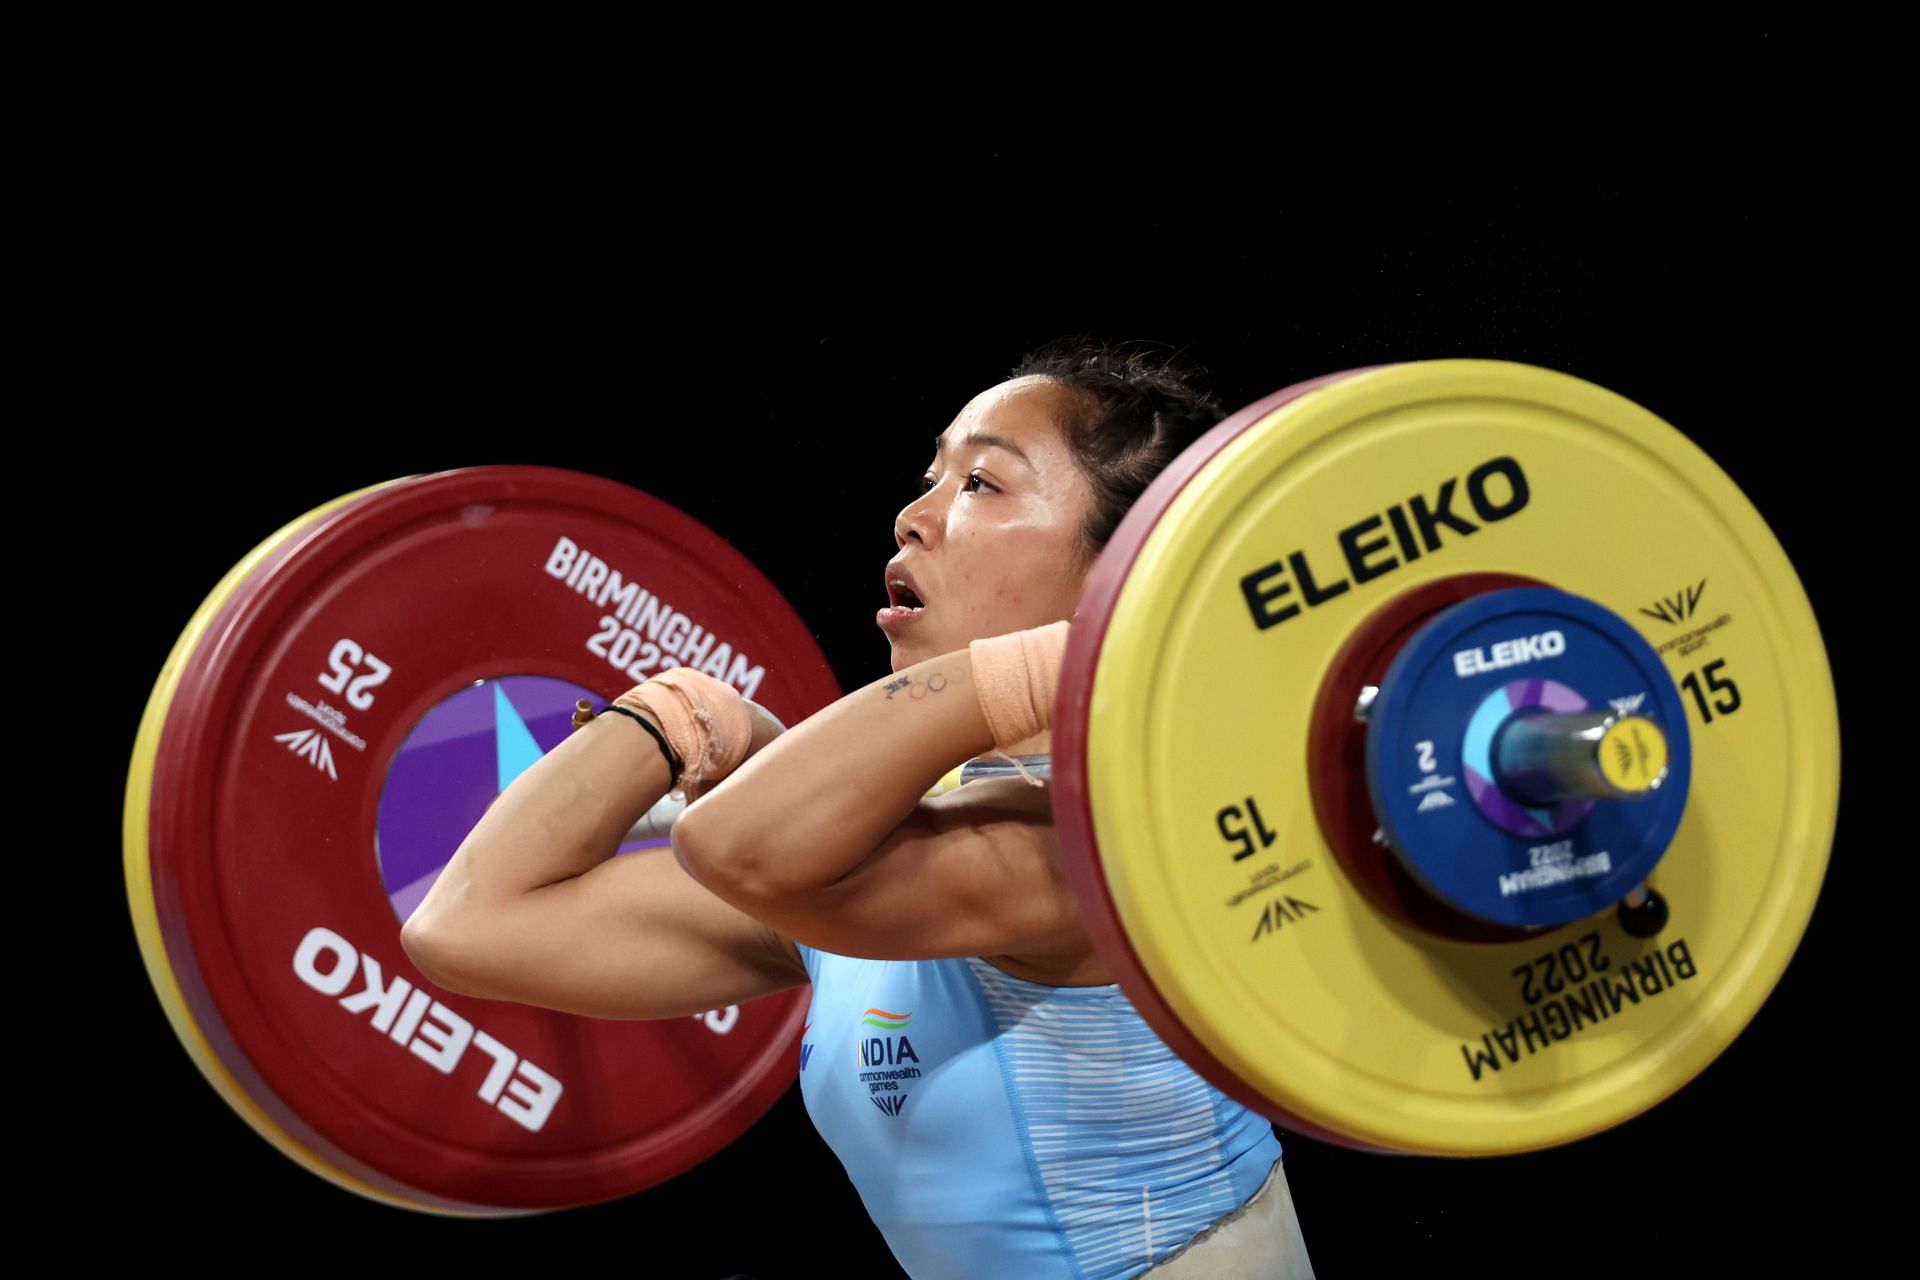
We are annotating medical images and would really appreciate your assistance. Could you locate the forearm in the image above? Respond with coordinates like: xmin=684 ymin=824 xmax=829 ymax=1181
xmin=677 ymin=646 xmax=994 ymax=897
xmin=408 ymin=711 xmax=673 ymax=931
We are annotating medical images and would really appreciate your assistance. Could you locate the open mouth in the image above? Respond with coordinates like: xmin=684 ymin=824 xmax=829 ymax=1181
xmin=888 ymin=580 xmax=926 ymax=612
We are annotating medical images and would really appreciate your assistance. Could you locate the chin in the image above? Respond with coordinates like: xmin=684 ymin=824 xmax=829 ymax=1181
xmin=887 ymin=633 xmax=930 ymax=672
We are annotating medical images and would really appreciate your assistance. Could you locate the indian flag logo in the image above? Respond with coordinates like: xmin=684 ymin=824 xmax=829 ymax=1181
xmin=860 ymin=1006 xmax=912 ymax=1031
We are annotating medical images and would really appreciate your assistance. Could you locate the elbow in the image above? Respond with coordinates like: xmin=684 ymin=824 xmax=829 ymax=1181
xmin=398 ymin=917 xmax=449 ymax=985
xmin=673 ymin=805 xmax=785 ymax=907
xmin=401 ymin=855 xmax=497 ymax=994
xmin=399 ymin=916 xmax=482 ymax=997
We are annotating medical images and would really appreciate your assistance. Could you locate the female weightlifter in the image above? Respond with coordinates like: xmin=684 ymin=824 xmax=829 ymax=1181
xmin=401 ymin=338 xmax=1316 ymax=1279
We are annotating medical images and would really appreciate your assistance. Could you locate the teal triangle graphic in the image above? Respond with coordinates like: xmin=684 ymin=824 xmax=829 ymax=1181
xmin=494 ymin=684 xmax=546 ymax=794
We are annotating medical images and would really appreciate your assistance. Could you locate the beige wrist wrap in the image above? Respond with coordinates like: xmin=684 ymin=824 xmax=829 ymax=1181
xmin=612 ymin=667 xmax=754 ymax=799
xmin=969 ymin=620 xmax=1070 ymax=753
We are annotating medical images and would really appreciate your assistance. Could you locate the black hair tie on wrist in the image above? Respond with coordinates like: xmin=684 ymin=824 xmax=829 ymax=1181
xmin=601 ymin=704 xmax=684 ymax=786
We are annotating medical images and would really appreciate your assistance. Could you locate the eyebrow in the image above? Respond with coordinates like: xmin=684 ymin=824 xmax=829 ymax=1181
xmin=932 ymin=431 xmax=1033 ymax=468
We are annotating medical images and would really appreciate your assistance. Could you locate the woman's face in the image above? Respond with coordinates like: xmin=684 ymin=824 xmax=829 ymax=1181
xmin=880 ymin=376 xmax=1096 ymax=672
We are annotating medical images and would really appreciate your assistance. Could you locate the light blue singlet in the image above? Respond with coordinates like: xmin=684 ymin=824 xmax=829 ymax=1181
xmin=794 ymin=941 xmax=1283 ymax=1280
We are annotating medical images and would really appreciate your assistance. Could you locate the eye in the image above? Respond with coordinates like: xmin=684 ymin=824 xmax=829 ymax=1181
xmin=918 ymin=471 xmax=994 ymax=495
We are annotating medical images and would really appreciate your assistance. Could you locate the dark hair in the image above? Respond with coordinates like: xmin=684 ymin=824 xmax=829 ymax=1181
xmin=1008 ymin=336 xmax=1227 ymax=566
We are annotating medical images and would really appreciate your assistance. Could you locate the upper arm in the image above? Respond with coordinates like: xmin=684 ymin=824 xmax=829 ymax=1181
xmin=696 ymin=779 xmax=1089 ymax=963
xmin=402 ymin=845 xmax=809 ymax=1021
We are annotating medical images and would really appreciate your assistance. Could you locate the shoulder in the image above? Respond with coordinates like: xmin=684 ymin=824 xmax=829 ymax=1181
xmin=752 ymin=774 xmax=1090 ymax=969
xmin=918 ymin=776 xmax=1069 ymax=901
xmin=921 ymin=773 xmax=1056 ymax=825
xmin=924 ymin=779 xmax=1112 ymax=983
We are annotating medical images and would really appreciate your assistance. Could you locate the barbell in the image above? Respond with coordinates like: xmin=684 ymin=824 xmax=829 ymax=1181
xmin=122 ymin=359 xmax=1838 ymax=1211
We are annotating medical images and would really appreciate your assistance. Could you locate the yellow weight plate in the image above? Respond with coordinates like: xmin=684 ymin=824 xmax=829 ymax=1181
xmin=122 ymin=475 xmax=509 ymax=1216
xmin=1079 ymin=360 xmax=1838 ymax=1154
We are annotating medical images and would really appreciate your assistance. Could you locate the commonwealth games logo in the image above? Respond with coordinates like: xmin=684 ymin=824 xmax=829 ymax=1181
xmin=854 ymin=1007 xmax=920 ymax=1118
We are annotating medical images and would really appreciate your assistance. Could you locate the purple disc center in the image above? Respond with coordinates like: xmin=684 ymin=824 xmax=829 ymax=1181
xmin=375 ymin=675 xmax=666 ymax=926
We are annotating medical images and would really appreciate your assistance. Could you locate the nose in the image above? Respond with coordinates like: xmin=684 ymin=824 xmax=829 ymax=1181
xmin=894 ymin=485 xmax=943 ymax=550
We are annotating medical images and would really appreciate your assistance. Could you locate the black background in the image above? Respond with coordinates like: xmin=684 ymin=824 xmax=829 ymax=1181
xmin=93 ymin=154 xmax=1865 ymax=1277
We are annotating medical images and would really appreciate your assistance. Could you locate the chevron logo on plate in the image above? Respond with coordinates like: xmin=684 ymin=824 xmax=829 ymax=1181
xmin=274 ymin=728 xmax=339 ymax=780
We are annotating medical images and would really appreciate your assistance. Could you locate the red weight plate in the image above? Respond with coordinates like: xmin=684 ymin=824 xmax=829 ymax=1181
xmin=144 ymin=467 xmax=838 ymax=1210
xmin=1054 ymin=370 xmax=1397 ymax=1152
